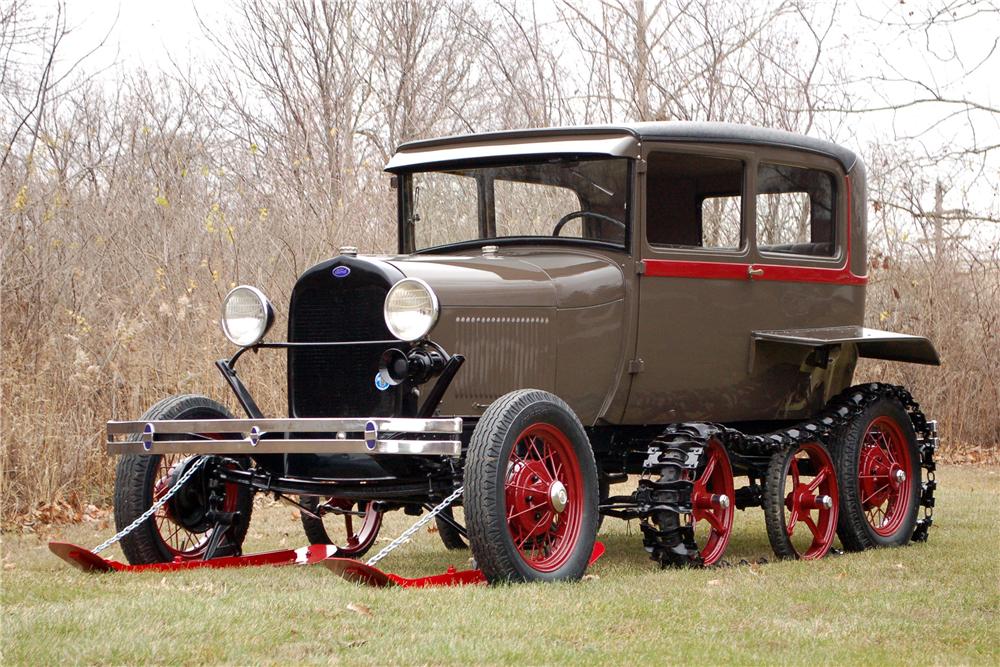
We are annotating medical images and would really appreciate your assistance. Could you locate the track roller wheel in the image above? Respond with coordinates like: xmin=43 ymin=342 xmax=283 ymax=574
xmin=764 ymin=442 xmax=839 ymax=560
xmin=689 ymin=438 xmax=736 ymax=566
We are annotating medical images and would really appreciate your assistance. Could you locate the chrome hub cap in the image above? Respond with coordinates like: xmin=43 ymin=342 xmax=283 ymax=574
xmin=549 ymin=480 xmax=568 ymax=513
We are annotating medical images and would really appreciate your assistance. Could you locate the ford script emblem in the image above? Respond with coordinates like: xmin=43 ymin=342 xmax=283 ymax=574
xmin=332 ymin=266 xmax=351 ymax=278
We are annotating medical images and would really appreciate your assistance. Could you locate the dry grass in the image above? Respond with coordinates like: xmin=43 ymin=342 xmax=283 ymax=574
xmin=2 ymin=466 xmax=997 ymax=665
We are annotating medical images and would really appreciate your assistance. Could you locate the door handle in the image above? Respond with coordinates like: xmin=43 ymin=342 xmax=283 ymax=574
xmin=747 ymin=266 xmax=764 ymax=279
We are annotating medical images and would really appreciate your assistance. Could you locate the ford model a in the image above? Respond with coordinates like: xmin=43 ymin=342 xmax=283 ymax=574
xmin=89 ymin=123 xmax=938 ymax=583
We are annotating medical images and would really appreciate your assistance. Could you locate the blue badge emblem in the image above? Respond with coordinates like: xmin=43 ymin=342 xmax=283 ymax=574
xmin=364 ymin=420 xmax=378 ymax=451
xmin=332 ymin=266 xmax=351 ymax=278
xmin=374 ymin=372 xmax=390 ymax=391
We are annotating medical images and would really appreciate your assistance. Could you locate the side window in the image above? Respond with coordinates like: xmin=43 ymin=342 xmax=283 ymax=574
xmin=646 ymin=152 xmax=743 ymax=249
xmin=411 ymin=171 xmax=479 ymax=249
xmin=756 ymin=163 xmax=837 ymax=257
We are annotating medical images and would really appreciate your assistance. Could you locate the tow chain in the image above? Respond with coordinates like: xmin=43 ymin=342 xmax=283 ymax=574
xmin=365 ymin=485 xmax=464 ymax=568
xmin=91 ymin=456 xmax=208 ymax=554
xmin=639 ymin=383 xmax=938 ymax=564
xmin=92 ymin=458 xmax=466 ymax=569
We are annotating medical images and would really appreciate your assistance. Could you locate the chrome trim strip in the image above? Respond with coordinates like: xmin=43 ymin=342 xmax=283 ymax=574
xmin=107 ymin=438 xmax=462 ymax=457
xmin=107 ymin=417 xmax=462 ymax=435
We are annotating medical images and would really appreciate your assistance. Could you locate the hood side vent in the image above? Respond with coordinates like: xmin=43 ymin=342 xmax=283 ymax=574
xmin=451 ymin=312 xmax=555 ymax=408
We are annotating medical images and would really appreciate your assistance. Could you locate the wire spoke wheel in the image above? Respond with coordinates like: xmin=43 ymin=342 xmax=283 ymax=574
xmin=466 ymin=389 xmax=598 ymax=583
xmin=832 ymin=397 xmax=921 ymax=551
xmin=505 ymin=424 xmax=584 ymax=573
xmin=300 ymin=497 xmax=382 ymax=557
xmin=151 ymin=452 xmax=241 ymax=559
xmin=114 ymin=395 xmax=254 ymax=566
xmin=859 ymin=417 xmax=914 ymax=537
xmin=688 ymin=439 xmax=735 ymax=566
xmin=765 ymin=442 xmax=839 ymax=560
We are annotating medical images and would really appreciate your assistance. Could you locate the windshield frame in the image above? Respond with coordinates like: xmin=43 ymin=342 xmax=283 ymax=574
xmin=396 ymin=156 xmax=634 ymax=256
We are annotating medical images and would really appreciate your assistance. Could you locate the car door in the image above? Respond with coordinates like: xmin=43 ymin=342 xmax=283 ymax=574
xmin=624 ymin=143 xmax=760 ymax=424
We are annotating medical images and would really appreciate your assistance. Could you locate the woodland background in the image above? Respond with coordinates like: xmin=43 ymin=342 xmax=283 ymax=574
xmin=2 ymin=0 xmax=998 ymax=526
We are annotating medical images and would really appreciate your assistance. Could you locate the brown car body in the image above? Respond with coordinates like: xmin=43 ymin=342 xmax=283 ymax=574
xmin=382 ymin=123 xmax=938 ymax=429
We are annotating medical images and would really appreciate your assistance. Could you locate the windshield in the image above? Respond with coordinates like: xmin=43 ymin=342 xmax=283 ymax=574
xmin=399 ymin=157 xmax=630 ymax=252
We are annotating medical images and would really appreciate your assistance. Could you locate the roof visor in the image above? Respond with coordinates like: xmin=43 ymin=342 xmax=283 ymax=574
xmin=385 ymin=133 xmax=640 ymax=172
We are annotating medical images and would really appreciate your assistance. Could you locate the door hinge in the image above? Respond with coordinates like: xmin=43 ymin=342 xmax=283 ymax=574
xmin=636 ymin=159 xmax=647 ymax=174
xmin=628 ymin=358 xmax=645 ymax=374
xmin=636 ymin=260 xmax=646 ymax=275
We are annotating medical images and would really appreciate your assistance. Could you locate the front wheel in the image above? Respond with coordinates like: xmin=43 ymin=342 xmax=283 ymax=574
xmin=113 ymin=394 xmax=253 ymax=565
xmin=465 ymin=390 xmax=599 ymax=583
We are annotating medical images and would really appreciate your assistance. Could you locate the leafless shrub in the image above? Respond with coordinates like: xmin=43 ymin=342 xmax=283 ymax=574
xmin=1 ymin=0 xmax=997 ymax=525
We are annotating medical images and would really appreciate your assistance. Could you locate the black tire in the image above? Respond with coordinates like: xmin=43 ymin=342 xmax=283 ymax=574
xmin=435 ymin=506 xmax=468 ymax=550
xmin=113 ymin=394 xmax=253 ymax=565
xmin=465 ymin=389 xmax=599 ymax=583
xmin=830 ymin=397 xmax=921 ymax=551
xmin=298 ymin=496 xmax=382 ymax=557
xmin=764 ymin=441 xmax=839 ymax=560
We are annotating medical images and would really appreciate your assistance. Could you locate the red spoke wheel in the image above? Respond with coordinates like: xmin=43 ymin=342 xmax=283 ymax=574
xmin=689 ymin=439 xmax=736 ymax=566
xmin=504 ymin=423 xmax=584 ymax=571
xmin=831 ymin=396 xmax=921 ymax=551
xmin=151 ymin=453 xmax=243 ymax=558
xmin=764 ymin=442 xmax=839 ymax=560
xmin=114 ymin=394 xmax=253 ymax=565
xmin=858 ymin=417 xmax=913 ymax=537
xmin=466 ymin=390 xmax=599 ymax=583
xmin=299 ymin=497 xmax=382 ymax=557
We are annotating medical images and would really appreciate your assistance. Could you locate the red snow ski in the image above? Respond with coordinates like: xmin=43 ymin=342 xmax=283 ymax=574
xmin=48 ymin=541 xmax=339 ymax=573
xmin=321 ymin=541 xmax=606 ymax=588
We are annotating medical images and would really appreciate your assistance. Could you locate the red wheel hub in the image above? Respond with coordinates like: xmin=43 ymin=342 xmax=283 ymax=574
xmin=859 ymin=416 xmax=913 ymax=536
xmin=152 ymin=454 xmax=239 ymax=560
xmin=689 ymin=439 xmax=735 ymax=565
xmin=505 ymin=423 xmax=583 ymax=573
xmin=317 ymin=498 xmax=382 ymax=556
xmin=781 ymin=443 xmax=838 ymax=559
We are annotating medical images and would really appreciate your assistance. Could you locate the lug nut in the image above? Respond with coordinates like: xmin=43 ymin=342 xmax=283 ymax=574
xmin=894 ymin=469 xmax=906 ymax=484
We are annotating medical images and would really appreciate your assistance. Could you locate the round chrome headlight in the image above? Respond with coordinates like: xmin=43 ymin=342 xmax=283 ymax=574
xmin=221 ymin=285 xmax=274 ymax=347
xmin=384 ymin=278 xmax=439 ymax=342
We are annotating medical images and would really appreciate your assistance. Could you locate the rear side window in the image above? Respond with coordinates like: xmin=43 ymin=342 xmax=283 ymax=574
xmin=756 ymin=164 xmax=837 ymax=257
xmin=646 ymin=152 xmax=743 ymax=249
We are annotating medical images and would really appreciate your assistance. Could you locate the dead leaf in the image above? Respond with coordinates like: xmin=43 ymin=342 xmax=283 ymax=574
xmin=345 ymin=639 xmax=368 ymax=648
xmin=347 ymin=602 xmax=373 ymax=617
xmin=582 ymin=574 xmax=600 ymax=582
xmin=894 ymin=563 xmax=905 ymax=570
xmin=707 ymin=579 xmax=721 ymax=586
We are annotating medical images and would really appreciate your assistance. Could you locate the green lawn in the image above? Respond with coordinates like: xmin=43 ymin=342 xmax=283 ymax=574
xmin=2 ymin=465 xmax=997 ymax=665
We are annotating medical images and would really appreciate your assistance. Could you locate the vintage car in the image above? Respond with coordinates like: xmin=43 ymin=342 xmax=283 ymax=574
xmin=106 ymin=122 xmax=939 ymax=583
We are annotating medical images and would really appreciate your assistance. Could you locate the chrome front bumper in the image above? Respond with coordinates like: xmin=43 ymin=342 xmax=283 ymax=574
xmin=106 ymin=417 xmax=463 ymax=457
